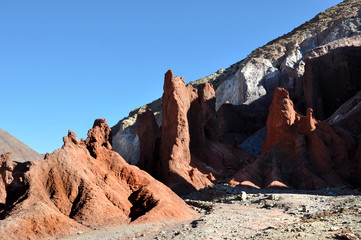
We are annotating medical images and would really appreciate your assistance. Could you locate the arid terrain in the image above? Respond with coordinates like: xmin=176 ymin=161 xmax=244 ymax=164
xmin=1 ymin=1 xmax=361 ymax=239
xmin=61 ymin=184 xmax=361 ymax=240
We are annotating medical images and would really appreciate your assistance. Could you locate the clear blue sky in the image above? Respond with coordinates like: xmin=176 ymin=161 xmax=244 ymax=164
xmin=0 ymin=0 xmax=342 ymax=154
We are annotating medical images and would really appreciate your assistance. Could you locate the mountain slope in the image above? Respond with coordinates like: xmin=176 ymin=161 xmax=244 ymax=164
xmin=0 ymin=129 xmax=43 ymax=162
xmin=112 ymin=0 xmax=361 ymax=164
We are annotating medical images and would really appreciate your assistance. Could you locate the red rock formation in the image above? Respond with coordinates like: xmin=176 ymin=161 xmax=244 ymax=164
xmin=230 ymin=88 xmax=359 ymax=189
xmin=0 ymin=119 xmax=195 ymax=240
xmin=0 ymin=153 xmax=12 ymax=200
xmin=137 ymin=70 xmax=254 ymax=195
xmin=261 ymin=88 xmax=298 ymax=153
xmin=0 ymin=153 xmax=17 ymax=204
xmin=188 ymin=82 xmax=252 ymax=178
xmin=160 ymin=70 xmax=213 ymax=194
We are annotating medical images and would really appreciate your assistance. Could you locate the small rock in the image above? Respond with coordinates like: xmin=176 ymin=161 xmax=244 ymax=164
xmin=77 ymin=231 xmax=83 ymax=235
xmin=330 ymin=226 xmax=339 ymax=231
xmin=264 ymin=201 xmax=274 ymax=209
xmin=268 ymin=194 xmax=279 ymax=200
xmin=298 ymin=205 xmax=308 ymax=212
xmin=240 ymin=191 xmax=247 ymax=201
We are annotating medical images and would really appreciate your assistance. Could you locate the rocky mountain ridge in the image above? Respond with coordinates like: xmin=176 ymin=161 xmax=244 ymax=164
xmin=111 ymin=0 xmax=361 ymax=164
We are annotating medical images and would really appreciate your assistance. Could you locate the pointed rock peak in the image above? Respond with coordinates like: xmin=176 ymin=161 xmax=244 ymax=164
xmin=165 ymin=69 xmax=174 ymax=81
xmin=262 ymin=88 xmax=298 ymax=153
xmin=294 ymin=108 xmax=318 ymax=135
xmin=163 ymin=69 xmax=186 ymax=93
xmin=87 ymin=119 xmax=111 ymax=144
xmin=269 ymin=87 xmax=296 ymax=127
xmin=0 ymin=152 xmax=13 ymax=168
xmin=199 ymin=83 xmax=215 ymax=101
xmin=274 ymin=87 xmax=290 ymax=99
xmin=93 ymin=118 xmax=109 ymax=129
xmin=306 ymin=108 xmax=317 ymax=132
xmin=62 ymin=130 xmax=80 ymax=147
xmin=0 ymin=152 xmax=12 ymax=161
xmin=164 ymin=69 xmax=174 ymax=90
xmin=85 ymin=119 xmax=112 ymax=158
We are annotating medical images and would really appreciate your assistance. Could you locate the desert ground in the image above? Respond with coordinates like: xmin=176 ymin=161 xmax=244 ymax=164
xmin=61 ymin=184 xmax=361 ymax=240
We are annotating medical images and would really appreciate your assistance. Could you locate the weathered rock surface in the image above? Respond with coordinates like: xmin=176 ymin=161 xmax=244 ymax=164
xmin=304 ymin=35 xmax=361 ymax=119
xmin=159 ymin=70 xmax=213 ymax=194
xmin=239 ymin=127 xmax=267 ymax=157
xmin=0 ymin=128 xmax=43 ymax=162
xmin=216 ymin=0 xmax=361 ymax=110
xmin=0 ymin=119 xmax=195 ymax=240
xmin=137 ymin=71 xmax=253 ymax=195
xmin=326 ymin=90 xmax=361 ymax=185
xmin=112 ymin=98 xmax=162 ymax=165
xmin=137 ymin=109 xmax=162 ymax=179
xmin=0 ymin=152 xmax=30 ymax=206
xmin=216 ymin=95 xmax=271 ymax=146
xmin=112 ymin=1 xmax=361 ymax=164
xmin=230 ymin=88 xmax=360 ymax=189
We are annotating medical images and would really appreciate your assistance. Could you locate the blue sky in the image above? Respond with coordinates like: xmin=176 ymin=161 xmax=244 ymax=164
xmin=0 ymin=0 xmax=342 ymax=154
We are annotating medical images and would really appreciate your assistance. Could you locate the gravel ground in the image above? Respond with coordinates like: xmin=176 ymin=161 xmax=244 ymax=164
xmin=61 ymin=184 xmax=361 ymax=240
